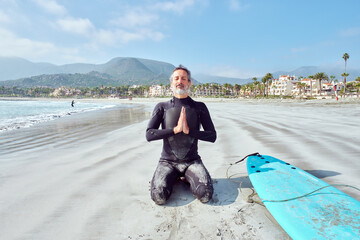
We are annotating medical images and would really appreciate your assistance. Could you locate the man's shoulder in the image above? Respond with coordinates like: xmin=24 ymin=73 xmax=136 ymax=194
xmin=191 ymin=98 xmax=207 ymax=108
xmin=154 ymin=98 xmax=173 ymax=109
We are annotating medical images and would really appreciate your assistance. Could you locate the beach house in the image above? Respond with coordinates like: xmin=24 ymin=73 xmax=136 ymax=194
xmin=148 ymin=85 xmax=172 ymax=97
xmin=269 ymin=75 xmax=299 ymax=96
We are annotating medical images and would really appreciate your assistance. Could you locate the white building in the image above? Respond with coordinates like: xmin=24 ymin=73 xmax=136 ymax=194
xmin=300 ymin=78 xmax=317 ymax=95
xmin=300 ymin=78 xmax=335 ymax=95
xmin=269 ymin=75 xmax=299 ymax=96
xmin=148 ymin=85 xmax=172 ymax=97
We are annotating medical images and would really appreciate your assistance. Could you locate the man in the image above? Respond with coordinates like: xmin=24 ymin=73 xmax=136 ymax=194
xmin=146 ymin=65 xmax=217 ymax=205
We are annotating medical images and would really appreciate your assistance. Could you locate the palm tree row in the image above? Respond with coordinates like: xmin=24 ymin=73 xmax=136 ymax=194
xmin=1 ymin=70 xmax=359 ymax=98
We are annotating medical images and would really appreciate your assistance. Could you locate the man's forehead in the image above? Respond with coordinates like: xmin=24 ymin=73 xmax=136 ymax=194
xmin=173 ymin=69 xmax=188 ymax=76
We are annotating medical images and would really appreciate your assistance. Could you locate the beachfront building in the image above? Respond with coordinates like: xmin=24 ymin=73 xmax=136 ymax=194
xmin=322 ymin=83 xmax=335 ymax=95
xmin=148 ymin=85 xmax=172 ymax=97
xmin=300 ymin=78 xmax=336 ymax=96
xmin=299 ymin=78 xmax=317 ymax=95
xmin=269 ymin=75 xmax=299 ymax=96
xmin=148 ymin=85 xmax=164 ymax=97
xmin=51 ymin=87 xmax=81 ymax=97
xmin=333 ymin=82 xmax=344 ymax=92
xmin=193 ymin=84 xmax=222 ymax=96
xmin=268 ymin=75 xmax=340 ymax=97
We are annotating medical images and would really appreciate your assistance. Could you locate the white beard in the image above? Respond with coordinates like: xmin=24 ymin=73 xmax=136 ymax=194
xmin=172 ymin=85 xmax=190 ymax=95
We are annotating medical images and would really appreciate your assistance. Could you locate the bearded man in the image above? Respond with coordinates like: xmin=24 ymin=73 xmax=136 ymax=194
xmin=146 ymin=65 xmax=217 ymax=205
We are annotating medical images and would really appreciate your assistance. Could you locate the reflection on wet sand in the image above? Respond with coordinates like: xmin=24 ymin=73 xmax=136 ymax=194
xmin=0 ymin=105 xmax=150 ymax=156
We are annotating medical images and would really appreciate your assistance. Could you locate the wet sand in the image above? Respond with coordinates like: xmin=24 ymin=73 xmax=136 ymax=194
xmin=0 ymin=98 xmax=359 ymax=240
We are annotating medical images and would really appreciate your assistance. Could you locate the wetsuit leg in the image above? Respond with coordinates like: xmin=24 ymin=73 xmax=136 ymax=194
xmin=150 ymin=160 xmax=179 ymax=205
xmin=184 ymin=160 xmax=213 ymax=203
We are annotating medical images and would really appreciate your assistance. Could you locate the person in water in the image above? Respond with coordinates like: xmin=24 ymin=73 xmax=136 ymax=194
xmin=146 ymin=65 xmax=217 ymax=205
xmin=71 ymin=100 xmax=75 ymax=107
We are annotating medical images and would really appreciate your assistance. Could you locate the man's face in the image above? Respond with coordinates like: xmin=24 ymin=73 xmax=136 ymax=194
xmin=171 ymin=69 xmax=191 ymax=95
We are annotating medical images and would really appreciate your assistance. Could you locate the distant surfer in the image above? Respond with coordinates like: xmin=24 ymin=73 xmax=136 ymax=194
xmin=146 ymin=65 xmax=217 ymax=205
xmin=71 ymin=100 xmax=75 ymax=107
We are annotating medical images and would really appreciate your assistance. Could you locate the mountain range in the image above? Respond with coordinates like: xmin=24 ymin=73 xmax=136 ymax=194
xmin=0 ymin=57 xmax=179 ymax=87
xmin=0 ymin=57 xmax=359 ymax=88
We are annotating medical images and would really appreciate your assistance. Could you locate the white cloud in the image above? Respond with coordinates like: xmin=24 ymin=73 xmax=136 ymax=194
xmin=94 ymin=29 xmax=140 ymax=45
xmin=57 ymin=17 xmax=94 ymax=36
xmin=32 ymin=0 xmax=67 ymax=16
xmin=152 ymin=0 xmax=196 ymax=14
xmin=92 ymin=28 xmax=164 ymax=46
xmin=0 ymin=27 xmax=78 ymax=62
xmin=110 ymin=11 xmax=159 ymax=28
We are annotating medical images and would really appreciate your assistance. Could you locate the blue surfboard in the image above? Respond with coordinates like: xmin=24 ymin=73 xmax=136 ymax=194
xmin=247 ymin=154 xmax=360 ymax=240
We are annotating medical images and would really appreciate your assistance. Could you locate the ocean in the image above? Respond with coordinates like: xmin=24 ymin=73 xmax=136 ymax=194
xmin=0 ymin=99 xmax=125 ymax=132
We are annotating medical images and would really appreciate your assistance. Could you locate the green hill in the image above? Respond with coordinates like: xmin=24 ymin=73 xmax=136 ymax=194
xmin=0 ymin=57 xmax=177 ymax=88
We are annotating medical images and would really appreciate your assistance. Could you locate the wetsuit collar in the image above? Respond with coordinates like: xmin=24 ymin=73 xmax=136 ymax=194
xmin=171 ymin=96 xmax=193 ymax=104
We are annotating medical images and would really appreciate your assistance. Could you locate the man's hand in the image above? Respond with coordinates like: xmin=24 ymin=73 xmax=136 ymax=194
xmin=173 ymin=107 xmax=189 ymax=134
xmin=182 ymin=107 xmax=189 ymax=134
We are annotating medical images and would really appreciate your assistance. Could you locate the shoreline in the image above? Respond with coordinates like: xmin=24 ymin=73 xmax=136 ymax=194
xmin=1 ymin=96 xmax=360 ymax=104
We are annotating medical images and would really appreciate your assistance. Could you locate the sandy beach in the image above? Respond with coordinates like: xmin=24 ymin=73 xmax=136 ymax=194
xmin=0 ymin=98 xmax=359 ymax=240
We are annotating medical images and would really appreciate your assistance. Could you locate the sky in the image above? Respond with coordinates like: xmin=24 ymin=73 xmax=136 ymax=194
xmin=0 ymin=0 xmax=359 ymax=78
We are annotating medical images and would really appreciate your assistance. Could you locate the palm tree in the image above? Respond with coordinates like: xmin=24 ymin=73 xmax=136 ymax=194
xmin=313 ymin=72 xmax=329 ymax=96
xmin=356 ymin=76 xmax=360 ymax=83
xmin=308 ymin=75 xmax=314 ymax=96
xmin=234 ymin=84 xmax=241 ymax=96
xmin=296 ymin=82 xmax=307 ymax=96
xmin=261 ymin=77 xmax=266 ymax=96
xmin=355 ymin=77 xmax=360 ymax=98
xmin=263 ymin=73 xmax=273 ymax=97
xmin=341 ymin=72 xmax=349 ymax=95
xmin=342 ymin=53 xmax=349 ymax=95
xmin=245 ymin=83 xmax=253 ymax=97
xmin=252 ymin=78 xmax=259 ymax=97
xmin=330 ymin=75 xmax=336 ymax=84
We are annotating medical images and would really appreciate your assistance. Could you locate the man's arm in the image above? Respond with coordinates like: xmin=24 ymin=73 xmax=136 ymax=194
xmin=146 ymin=104 xmax=174 ymax=141
xmin=189 ymin=103 xmax=216 ymax=142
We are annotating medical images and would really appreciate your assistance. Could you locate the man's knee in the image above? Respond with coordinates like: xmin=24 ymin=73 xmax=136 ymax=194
xmin=195 ymin=184 xmax=213 ymax=203
xmin=151 ymin=187 xmax=171 ymax=205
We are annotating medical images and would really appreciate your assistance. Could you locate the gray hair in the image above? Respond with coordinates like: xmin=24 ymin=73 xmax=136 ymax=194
xmin=169 ymin=65 xmax=191 ymax=82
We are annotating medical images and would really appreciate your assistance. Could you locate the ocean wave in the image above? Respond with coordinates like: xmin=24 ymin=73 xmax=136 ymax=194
xmin=0 ymin=102 xmax=120 ymax=132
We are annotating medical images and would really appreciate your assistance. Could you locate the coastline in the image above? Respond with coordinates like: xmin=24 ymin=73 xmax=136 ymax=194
xmin=0 ymin=98 xmax=359 ymax=239
xmin=1 ymin=95 xmax=360 ymax=110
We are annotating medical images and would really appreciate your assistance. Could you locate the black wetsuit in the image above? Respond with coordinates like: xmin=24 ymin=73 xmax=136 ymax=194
xmin=146 ymin=96 xmax=216 ymax=204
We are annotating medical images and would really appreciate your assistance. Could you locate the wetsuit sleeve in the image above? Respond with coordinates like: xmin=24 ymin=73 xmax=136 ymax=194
xmin=189 ymin=103 xmax=216 ymax=143
xmin=146 ymin=103 xmax=174 ymax=142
